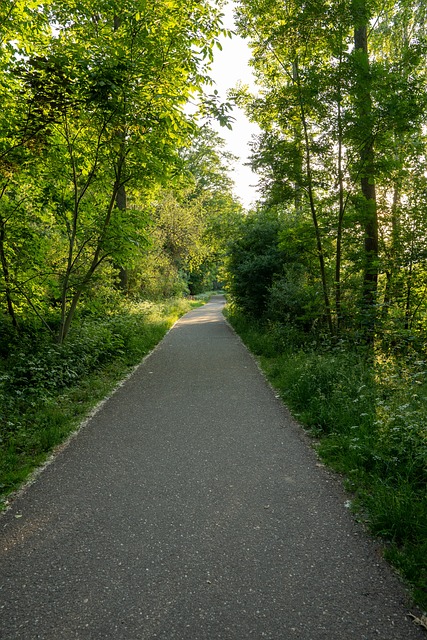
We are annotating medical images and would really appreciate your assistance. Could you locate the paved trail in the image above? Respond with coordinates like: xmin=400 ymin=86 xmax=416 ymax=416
xmin=0 ymin=296 xmax=424 ymax=639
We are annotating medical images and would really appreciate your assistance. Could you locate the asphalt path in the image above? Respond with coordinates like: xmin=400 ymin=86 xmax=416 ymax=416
xmin=0 ymin=296 xmax=424 ymax=639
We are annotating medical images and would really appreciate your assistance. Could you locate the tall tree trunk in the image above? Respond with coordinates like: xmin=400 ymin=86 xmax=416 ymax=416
xmin=113 ymin=13 xmax=129 ymax=292
xmin=115 ymin=181 xmax=129 ymax=292
xmin=58 ymin=117 xmax=80 ymax=345
xmin=382 ymin=174 xmax=401 ymax=320
xmin=292 ymin=61 xmax=303 ymax=216
xmin=335 ymin=41 xmax=345 ymax=332
xmin=353 ymin=2 xmax=379 ymax=343
xmin=294 ymin=59 xmax=334 ymax=335
xmin=0 ymin=214 xmax=18 ymax=328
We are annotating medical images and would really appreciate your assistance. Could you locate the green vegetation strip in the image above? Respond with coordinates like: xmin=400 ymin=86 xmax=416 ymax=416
xmin=0 ymin=296 xmax=207 ymax=510
xmin=226 ymin=308 xmax=427 ymax=611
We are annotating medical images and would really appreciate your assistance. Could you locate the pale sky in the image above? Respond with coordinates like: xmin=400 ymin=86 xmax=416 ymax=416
xmin=209 ymin=2 xmax=260 ymax=210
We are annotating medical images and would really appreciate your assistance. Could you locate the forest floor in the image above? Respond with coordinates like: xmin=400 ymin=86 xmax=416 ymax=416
xmin=0 ymin=296 xmax=425 ymax=639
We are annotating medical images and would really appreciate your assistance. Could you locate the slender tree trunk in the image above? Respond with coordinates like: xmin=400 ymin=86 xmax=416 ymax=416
xmin=382 ymin=271 xmax=392 ymax=321
xmin=57 ymin=114 xmax=81 ymax=344
xmin=112 ymin=60 xmax=129 ymax=281
xmin=0 ymin=214 xmax=18 ymax=328
xmin=335 ymin=43 xmax=345 ymax=332
xmin=113 ymin=14 xmax=129 ymax=292
xmin=335 ymin=140 xmax=344 ymax=331
xmin=59 ymin=179 xmax=122 ymax=343
xmin=292 ymin=61 xmax=303 ymax=216
xmin=382 ymin=176 xmax=401 ymax=320
xmin=294 ymin=59 xmax=334 ymax=335
xmin=404 ymin=231 xmax=415 ymax=331
xmin=114 ymin=171 xmax=128 ymax=292
xmin=404 ymin=266 xmax=412 ymax=331
xmin=353 ymin=4 xmax=379 ymax=342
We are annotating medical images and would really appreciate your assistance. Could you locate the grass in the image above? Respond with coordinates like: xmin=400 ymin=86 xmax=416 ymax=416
xmin=0 ymin=295 xmax=206 ymax=509
xmin=226 ymin=308 xmax=427 ymax=611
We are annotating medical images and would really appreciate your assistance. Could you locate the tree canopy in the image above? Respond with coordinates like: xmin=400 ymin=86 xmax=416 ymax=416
xmin=0 ymin=0 xmax=241 ymax=342
xmin=227 ymin=0 xmax=427 ymax=346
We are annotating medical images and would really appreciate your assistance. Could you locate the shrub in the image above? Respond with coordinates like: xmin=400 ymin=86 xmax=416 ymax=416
xmin=226 ymin=210 xmax=284 ymax=317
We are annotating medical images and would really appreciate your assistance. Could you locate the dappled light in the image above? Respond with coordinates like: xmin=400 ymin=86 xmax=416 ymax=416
xmin=178 ymin=314 xmax=221 ymax=325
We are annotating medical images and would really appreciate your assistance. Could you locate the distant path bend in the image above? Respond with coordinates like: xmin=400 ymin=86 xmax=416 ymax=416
xmin=0 ymin=295 xmax=424 ymax=639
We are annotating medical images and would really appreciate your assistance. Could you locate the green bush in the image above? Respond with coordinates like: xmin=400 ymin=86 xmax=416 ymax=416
xmin=226 ymin=210 xmax=285 ymax=318
xmin=269 ymin=349 xmax=376 ymax=436
xmin=267 ymin=265 xmax=323 ymax=330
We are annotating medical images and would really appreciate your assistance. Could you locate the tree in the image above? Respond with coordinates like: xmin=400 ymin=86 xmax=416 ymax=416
xmin=233 ymin=0 xmax=427 ymax=342
xmin=132 ymin=128 xmax=243 ymax=299
xmin=350 ymin=0 xmax=378 ymax=340
xmin=226 ymin=209 xmax=285 ymax=317
xmin=2 ymin=0 xmax=230 ymax=341
xmin=234 ymin=0 xmax=349 ymax=334
xmin=0 ymin=1 xmax=52 ymax=328
xmin=179 ymin=127 xmax=243 ymax=292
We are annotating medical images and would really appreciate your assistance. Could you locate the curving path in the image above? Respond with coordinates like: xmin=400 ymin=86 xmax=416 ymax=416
xmin=0 ymin=296 xmax=424 ymax=639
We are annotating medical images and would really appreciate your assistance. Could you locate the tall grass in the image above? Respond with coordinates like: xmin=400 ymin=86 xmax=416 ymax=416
xmin=0 ymin=296 xmax=204 ymax=507
xmin=226 ymin=309 xmax=427 ymax=610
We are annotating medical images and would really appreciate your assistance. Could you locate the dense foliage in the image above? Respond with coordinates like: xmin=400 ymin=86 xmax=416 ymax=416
xmin=231 ymin=0 xmax=427 ymax=343
xmin=0 ymin=0 xmax=240 ymax=343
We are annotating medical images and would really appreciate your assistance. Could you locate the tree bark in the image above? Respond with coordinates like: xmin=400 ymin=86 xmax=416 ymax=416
xmin=0 ymin=214 xmax=18 ymax=328
xmin=353 ymin=4 xmax=379 ymax=342
xmin=113 ymin=13 xmax=129 ymax=292
xmin=335 ymin=42 xmax=345 ymax=332
xmin=58 ymin=179 xmax=122 ymax=343
xmin=114 ymin=179 xmax=129 ymax=292
xmin=294 ymin=59 xmax=334 ymax=335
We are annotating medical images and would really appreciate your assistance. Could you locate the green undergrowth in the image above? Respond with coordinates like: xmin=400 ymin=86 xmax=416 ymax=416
xmin=0 ymin=296 xmax=206 ymax=508
xmin=226 ymin=308 xmax=427 ymax=611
